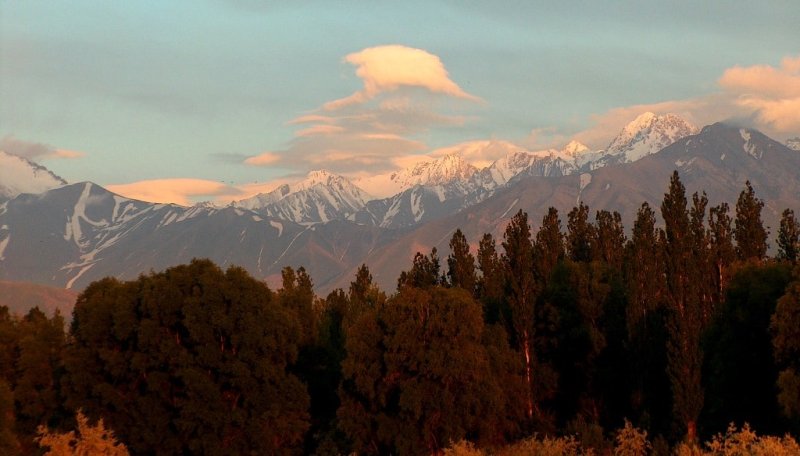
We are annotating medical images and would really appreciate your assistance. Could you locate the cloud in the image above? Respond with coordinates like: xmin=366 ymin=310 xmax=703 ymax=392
xmin=243 ymin=152 xmax=281 ymax=166
xmin=240 ymin=45 xmax=479 ymax=177
xmin=106 ymin=178 xmax=240 ymax=206
xmin=0 ymin=135 xmax=86 ymax=160
xmin=429 ymin=139 xmax=528 ymax=168
xmin=719 ymin=56 xmax=800 ymax=99
xmin=718 ymin=56 xmax=800 ymax=133
xmin=323 ymin=45 xmax=480 ymax=110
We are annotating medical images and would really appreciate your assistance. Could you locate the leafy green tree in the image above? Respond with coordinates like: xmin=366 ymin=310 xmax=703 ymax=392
xmin=535 ymin=207 xmax=565 ymax=286
xmin=660 ymin=171 xmax=704 ymax=443
xmin=567 ymin=202 xmax=594 ymax=263
xmin=708 ymin=203 xmax=735 ymax=306
xmin=703 ymin=263 xmax=792 ymax=436
xmin=278 ymin=266 xmax=316 ymax=345
xmin=398 ymin=248 xmax=442 ymax=289
xmin=777 ymin=209 xmax=799 ymax=263
xmin=734 ymin=181 xmax=768 ymax=262
xmin=338 ymin=287 xmax=513 ymax=454
xmin=502 ymin=210 xmax=539 ymax=420
xmin=593 ymin=210 xmax=626 ymax=270
xmin=772 ymin=267 xmax=800 ymax=421
xmin=447 ymin=229 xmax=477 ymax=294
xmin=63 ymin=260 xmax=310 ymax=455
xmin=0 ymin=379 xmax=20 ymax=455
xmin=477 ymin=233 xmax=505 ymax=324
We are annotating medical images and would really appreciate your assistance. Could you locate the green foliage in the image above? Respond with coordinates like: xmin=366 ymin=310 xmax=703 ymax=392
xmin=703 ymin=263 xmax=792 ymax=435
xmin=62 ymin=259 xmax=309 ymax=455
xmin=772 ymin=268 xmax=800 ymax=420
xmin=660 ymin=171 xmax=705 ymax=443
xmin=777 ymin=209 xmax=799 ymax=263
xmin=0 ymin=379 xmax=20 ymax=455
xmin=448 ymin=229 xmax=478 ymax=294
xmin=734 ymin=181 xmax=768 ymax=262
xmin=338 ymin=286 xmax=518 ymax=455
xmin=398 ymin=248 xmax=442 ymax=289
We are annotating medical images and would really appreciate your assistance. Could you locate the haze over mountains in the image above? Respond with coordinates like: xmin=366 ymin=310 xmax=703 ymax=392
xmin=1 ymin=113 xmax=799 ymax=294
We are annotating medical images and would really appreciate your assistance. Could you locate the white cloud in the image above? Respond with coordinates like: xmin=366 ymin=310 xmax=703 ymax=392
xmin=323 ymin=45 xmax=480 ymax=110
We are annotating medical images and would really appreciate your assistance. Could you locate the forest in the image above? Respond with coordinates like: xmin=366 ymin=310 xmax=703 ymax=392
xmin=2 ymin=171 xmax=800 ymax=455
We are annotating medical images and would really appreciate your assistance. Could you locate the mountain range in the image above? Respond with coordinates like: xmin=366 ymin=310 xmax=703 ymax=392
xmin=1 ymin=113 xmax=798 ymax=296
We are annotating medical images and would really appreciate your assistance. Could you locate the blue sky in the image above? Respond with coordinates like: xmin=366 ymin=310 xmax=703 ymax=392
xmin=2 ymin=1 xmax=799 ymax=204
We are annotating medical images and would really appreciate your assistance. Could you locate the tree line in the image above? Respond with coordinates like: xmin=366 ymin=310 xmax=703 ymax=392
xmin=1 ymin=171 xmax=800 ymax=455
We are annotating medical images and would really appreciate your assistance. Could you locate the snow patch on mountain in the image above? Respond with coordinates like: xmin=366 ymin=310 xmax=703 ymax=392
xmin=356 ymin=153 xmax=478 ymax=198
xmin=606 ymin=112 xmax=698 ymax=162
xmin=785 ymin=137 xmax=800 ymax=151
xmin=235 ymin=170 xmax=370 ymax=224
xmin=0 ymin=150 xmax=67 ymax=200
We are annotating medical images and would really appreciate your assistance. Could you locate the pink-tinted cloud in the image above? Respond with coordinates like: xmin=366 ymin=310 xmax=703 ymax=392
xmin=719 ymin=56 xmax=800 ymax=133
xmin=295 ymin=124 xmax=344 ymax=137
xmin=323 ymin=45 xmax=480 ymax=110
xmin=107 ymin=178 xmax=239 ymax=206
xmin=243 ymin=152 xmax=281 ymax=166
xmin=430 ymin=139 xmax=528 ymax=168
xmin=719 ymin=56 xmax=800 ymax=99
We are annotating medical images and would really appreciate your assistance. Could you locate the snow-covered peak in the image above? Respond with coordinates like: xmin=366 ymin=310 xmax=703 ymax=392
xmin=0 ymin=150 xmax=67 ymax=200
xmin=562 ymin=140 xmax=590 ymax=156
xmin=300 ymin=169 xmax=337 ymax=188
xmin=402 ymin=153 xmax=476 ymax=185
xmin=607 ymin=112 xmax=698 ymax=162
xmin=357 ymin=153 xmax=478 ymax=198
xmin=233 ymin=170 xmax=370 ymax=223
xmin=787 ymin=137 xmax=800 ymax=151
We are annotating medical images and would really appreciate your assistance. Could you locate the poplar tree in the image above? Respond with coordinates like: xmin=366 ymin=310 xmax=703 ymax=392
xmin=624 ymin=202 xmax=669 ymax=431
xmin=734 ymin=181 xmax=768 ymax=262
xmin=567 ymin=202 xmax=594 ymax=263
xmin=777 ymin=209 xmax=799 ymax=263
xmin=477 ymin=233 xmax=505 ymax=324
xmin=397 ymin=248 xmax=441 ymax=289
xmin=447 ymin=229 xmax=477 ymax=294
xmin=660 ymin=171 xmax=704 ymax=444
xmin=502 ymin=210 xmax=538 ymax=420
xmin=593 ymin=210 xmax=626 ymax=270
xmin=708 ymin=203 xmax=735 ymax=306
xmin=535 ymin=207 xmax=565 ymax=286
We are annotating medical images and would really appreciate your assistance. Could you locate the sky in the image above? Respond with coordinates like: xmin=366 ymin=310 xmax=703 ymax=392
xmin=1 ymin=1 xmax=799 ymax=205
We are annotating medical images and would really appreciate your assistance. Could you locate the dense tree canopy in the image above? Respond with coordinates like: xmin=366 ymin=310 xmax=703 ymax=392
xmin=1 ymin=171 xmax=798 ymax=455
xmin=62 ymin=259 xmax=309 ymax=455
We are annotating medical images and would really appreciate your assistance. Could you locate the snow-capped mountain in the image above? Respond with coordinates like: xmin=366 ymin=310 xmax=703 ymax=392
xmin=0 ymin=150 xmax=67 ymax=201
xmin=2 ymin=122 xmax=799 ymax=295
xmin=234 ymin=170 xmax=370 ymax=224
xmin=356 ymin=153 xmax=478 ymax=199
xmin=605 ymin=112 xmax=698 ymax=163
xmin=787 ymin=137 xmax=800 ymax=151
xmin=0 ymin=181 xmax=389 ymax=290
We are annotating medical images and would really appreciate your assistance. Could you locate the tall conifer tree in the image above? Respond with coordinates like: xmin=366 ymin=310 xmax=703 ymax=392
xmin=734 ymin=181 xmax=768 ymax=262
xmin=660 ymin=171 xmax=704 ymax=443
